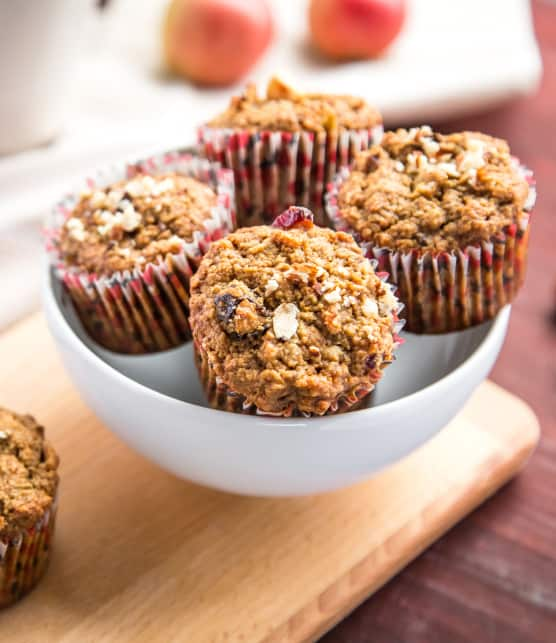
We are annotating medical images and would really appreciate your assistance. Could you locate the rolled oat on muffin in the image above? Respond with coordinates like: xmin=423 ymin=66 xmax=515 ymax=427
xmin=326 ymin=126 xmax=536 ymax=333
xmin=47 ymin=152 xmax=235 ymax=354
xmin=189 ymin=206 xmax=403 ymax=417
xmin=0 ymin=408 xmax=59 ymax=607
xmin=199 ymin=77 xmax=383 ymax=226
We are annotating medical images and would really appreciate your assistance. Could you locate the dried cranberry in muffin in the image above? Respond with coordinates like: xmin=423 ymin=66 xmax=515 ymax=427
xmin=213 ymin=281 xmax=270 ymax=340
xmin=272 ymin=206 xmax=314 ymax=230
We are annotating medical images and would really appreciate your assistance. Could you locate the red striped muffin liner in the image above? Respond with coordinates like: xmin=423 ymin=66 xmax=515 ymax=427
xmin=46 ymin=152 xmax=235 ymax=354
xmin=198 ymin=124 xmax=383 ymax=227
xmin=0 ymin=496 xmax=57 ymax=607
xmin=326 ymin=164 xmax=536 ymax=334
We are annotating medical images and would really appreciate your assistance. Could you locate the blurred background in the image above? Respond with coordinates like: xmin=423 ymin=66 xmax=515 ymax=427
xmin=0 ymin=0 xmax=544 ymax=327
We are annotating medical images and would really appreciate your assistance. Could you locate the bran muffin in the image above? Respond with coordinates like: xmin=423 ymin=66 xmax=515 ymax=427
xmin=47 ymin=152 xmax=235 ymax=354
xmin=326 ymin=126 xmax=536 ymax=333
xmin=189 ymin=207 xmax=403 ymax=417
xmin=0 ymin=408 xmax=59 ymax=607
xmin=199 ymin=77 xmax=383 ymax=226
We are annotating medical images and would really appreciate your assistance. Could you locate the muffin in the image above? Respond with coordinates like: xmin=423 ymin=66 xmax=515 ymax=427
xmin=0 ymin=408 xmax=59 ymax=607
xmin=326 ymin=127 xmax=536 ymax=333
xmin=47 ymin=152 xmax=235 ymax=354
xmin=199 ymin=77 xmax=383 ymax=226
xmin=189 ymin=206 xmax=403 ymax=417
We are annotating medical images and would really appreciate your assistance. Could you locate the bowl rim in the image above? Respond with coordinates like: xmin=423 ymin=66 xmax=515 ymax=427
xmin=43 ymin=265 xmax=510 ymax=430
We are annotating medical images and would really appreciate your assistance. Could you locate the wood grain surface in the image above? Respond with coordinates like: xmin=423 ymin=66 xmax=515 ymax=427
xmin=0 ymin=314 xmax=540 ymax=642
xmin=325 ymin=2 xmax=556 ymax=641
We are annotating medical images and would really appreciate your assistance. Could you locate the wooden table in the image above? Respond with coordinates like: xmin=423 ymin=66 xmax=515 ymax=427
xmin=325 ymin=2 xmax=556 ymax=641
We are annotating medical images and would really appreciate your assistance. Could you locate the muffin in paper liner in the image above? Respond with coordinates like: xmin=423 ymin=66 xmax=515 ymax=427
xmin=46 ymin=151 xmax=236 ymax=354
xmin=198 ymin=77 xmax=383 ymax=227
xmin=0 ymin=496 xmax=58 ymax=608
xmin=198 ymin=124 xmax=382 ymax=228
xmin=0 ymin=408 xmax=59 ymax=608
xmin=189 ymin=207 xmax=404 ymax=418
xmin=326 ymin=150 xmax=536 ymax=334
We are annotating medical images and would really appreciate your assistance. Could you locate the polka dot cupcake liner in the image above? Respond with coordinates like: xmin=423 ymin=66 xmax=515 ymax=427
xmin=326 ymin=164 xmax=536 ymax=334
xmin=198 ymin=124 xmax=383 ymax=228
xmin=0 ymin=497 xmax=57 ymax=608
xmin=46 ymin=152 xmax=236 ymax=354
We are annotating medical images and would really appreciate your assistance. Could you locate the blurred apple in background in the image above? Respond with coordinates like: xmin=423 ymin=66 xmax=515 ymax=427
xmin=164 ymin=0 xmax=273 ymax=86
xmin=309 ymin=0 xmax=407 ymax=60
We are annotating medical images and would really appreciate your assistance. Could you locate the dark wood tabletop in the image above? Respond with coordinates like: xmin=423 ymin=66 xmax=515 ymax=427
xmin=324 ymin=2 xmax=556 ymax=642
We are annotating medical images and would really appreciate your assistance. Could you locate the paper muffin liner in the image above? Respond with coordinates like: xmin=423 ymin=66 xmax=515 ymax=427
xmin=46 ymin=152 xmax=236 ymax=354
xmin=326 ymin=164 xmax=536 ymax=334
xmin=0 ymin=497 xmax=57 ymax=607
xmin=198 ymin=124 xmax=383 ymax=227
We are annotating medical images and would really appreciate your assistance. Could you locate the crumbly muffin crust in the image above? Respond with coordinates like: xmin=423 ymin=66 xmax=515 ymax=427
xmin=58 ymin=173 xmax=218 ymax=275
xmin=0 ymin=408 xmax=59 ymax=538
xmin=337 ymin=127 xmax=531 ymax=252
xmin=207 ymin=77 xmax=382 ymax=133
xmin=190 ymin=215 xmax=398 ymax=416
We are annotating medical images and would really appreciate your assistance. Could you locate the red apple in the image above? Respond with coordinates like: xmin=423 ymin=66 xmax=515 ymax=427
xmin=308 ymin=0 xmax=407 ymax=60
xmin=164 ymin=0 xmax=273 ymax=86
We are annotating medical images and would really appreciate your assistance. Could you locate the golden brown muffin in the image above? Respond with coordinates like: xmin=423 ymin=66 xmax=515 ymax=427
xmin=48 ymin=157 xmax=235 ymax=354
xmin=190 ymin=207 xmax=402 ymax=417
xmin=327 ymin=127 xmax=536 ymax=333
xmin=199 ymin=77 xmax=383 ymax=226
xmin=0 ymin=408 xmax=59 ymax=607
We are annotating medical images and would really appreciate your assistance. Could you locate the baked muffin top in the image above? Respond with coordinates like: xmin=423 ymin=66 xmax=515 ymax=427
xmin=206 ymin=77 xmax=382 ymax=133
xmin=0 ymin=408 xmax=59 ymax=538
xmin=58 ymin=173 xmax=217 ymax=275
xmin=336 ymin=127 xmax=532 ymax=252
xmin=190 ymin=208 xmax=399 ymax=416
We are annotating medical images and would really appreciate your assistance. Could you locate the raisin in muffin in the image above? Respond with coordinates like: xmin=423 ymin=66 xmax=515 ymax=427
xmin=327 ymin=126 xmax=536 ymax=333
xmin=48 ymin=154 xmax=235 ymax=354
xmin=0 ymin=408 xmax=59 ymax=607
xmin=199 ymin=77 xmax=383 ymax=226
xmin=189 ymin=207 xmax=402 ymax=417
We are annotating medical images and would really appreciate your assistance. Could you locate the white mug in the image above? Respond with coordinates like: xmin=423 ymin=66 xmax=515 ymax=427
xmin=0 ymin=0 xmax=88 ymax=155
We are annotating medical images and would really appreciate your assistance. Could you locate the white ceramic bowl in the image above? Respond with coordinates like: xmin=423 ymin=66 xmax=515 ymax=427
xmin=43 ymin=268 xmax=510 ymax=496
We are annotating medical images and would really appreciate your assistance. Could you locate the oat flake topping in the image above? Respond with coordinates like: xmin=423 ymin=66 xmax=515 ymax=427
xmin=58 ymin=173 xmax=217 ymax=275
xmin=273 ymin=303 xmax=299 ymax=340
xmin=336 ymin=127 xmax=531 ymax=252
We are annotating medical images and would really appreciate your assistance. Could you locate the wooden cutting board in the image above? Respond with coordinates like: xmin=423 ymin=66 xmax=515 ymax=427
xmin=0 ymin=314 xmax=539 ymax=643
